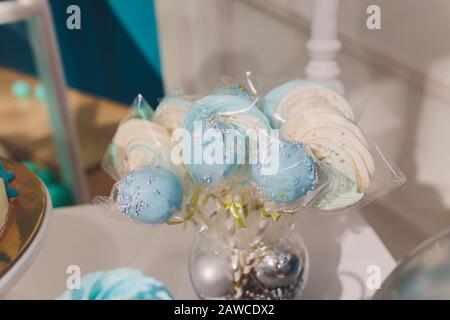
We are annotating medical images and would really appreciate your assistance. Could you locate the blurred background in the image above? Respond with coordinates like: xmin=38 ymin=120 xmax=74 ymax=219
xmin=0 ymin=0 xmax=449 ymax=262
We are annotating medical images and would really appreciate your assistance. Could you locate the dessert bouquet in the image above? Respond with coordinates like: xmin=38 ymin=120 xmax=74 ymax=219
xmin=96 ymin=75 xmax=405 ymax=300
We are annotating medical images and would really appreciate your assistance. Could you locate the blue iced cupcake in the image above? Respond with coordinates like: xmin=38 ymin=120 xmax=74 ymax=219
xmin=59 ymin=268 xmax=173 ymax=300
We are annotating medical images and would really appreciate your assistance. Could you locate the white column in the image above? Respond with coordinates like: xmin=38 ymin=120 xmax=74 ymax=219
xmin=305 ymin=0 xmax=343 ymax=93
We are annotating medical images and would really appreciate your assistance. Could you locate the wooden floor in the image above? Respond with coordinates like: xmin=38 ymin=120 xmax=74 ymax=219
xmin=0 ymin=67 xmax=129 ymax=199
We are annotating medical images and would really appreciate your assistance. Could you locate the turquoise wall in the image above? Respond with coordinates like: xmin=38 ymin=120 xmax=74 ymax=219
xmin=106 ymin=0 xmax=161 ymax=76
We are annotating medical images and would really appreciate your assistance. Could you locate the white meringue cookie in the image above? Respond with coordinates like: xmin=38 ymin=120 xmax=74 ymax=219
xmin=282 ymin=111 xmax=374 ymax=193
xmin=154 ymin=97 xmax=192 ymax=133
xmin=284 ymin=113 xmax=369 ymax=148
xmin=278 ymin=85 xmax=375 ymax=208
xmin=112 ymin=119 xmax=173 ymax=176
xmin=309 ymin=143 xmax=364 ymax=210
xmin=279 ymin=85 xmax=354 ymax=121
xmin=264 ymin=80 xmax=354 ymax=128
xmin=308 ymin=136 xmax=371 ymax=193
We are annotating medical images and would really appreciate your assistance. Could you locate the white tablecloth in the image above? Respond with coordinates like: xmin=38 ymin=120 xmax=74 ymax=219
xmin=6 ymin=205 xmax=395 ymax=299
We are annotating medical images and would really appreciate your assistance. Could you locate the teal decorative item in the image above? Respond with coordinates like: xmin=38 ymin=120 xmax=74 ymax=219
xmin=48 ymin=184 xmax=73 ymax=207
xmin=34 ymin=83 xmax=46 ymax=100
xmin=22 ymin=161 xmax=74 ymax=208
xmin=21 ymin=161 xmax=39 ymax=174
xmin=0 ymin=161 xmax=18 ymax=198
xmin=58 ymin=268 xmax=173 ymax=300
xmin=22 ymin=161 xmax=71 ymax=207
xmin=11 ymin=80 xmax=30 ymax=99
xmin=37 ymin=167 xmax=55 ymax=186
xmin=22 ymin=161 xmax=55 ymax=186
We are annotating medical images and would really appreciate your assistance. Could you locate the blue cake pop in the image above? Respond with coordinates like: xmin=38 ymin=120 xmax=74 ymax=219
xmin=215 ymin=84 xmax=252 ymax=99
xmin=116 ymin=166 xmax=183 ymax=224
xmin=183 ymin=95 xmax=270 ymax=188
xmin=58 ymin=268 xmax=173 ymax=300
xmin=183 ymin=95 xmax=270 ymax=132
xmin=0 ymin=161 xmax=18 ymax=198
xmin=186 ymin=117 xmax=244 ymax=187
xmin=251 ymin=141 xmax=317 ymax=204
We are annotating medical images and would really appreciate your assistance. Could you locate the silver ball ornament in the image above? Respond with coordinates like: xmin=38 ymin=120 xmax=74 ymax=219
xmin=189 ymin=252 xmax=234 ymax=299
xmin=254 ymin=245 xmax=305 ymax=290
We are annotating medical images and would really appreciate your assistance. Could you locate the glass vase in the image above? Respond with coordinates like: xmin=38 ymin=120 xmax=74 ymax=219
xmin=189 ymin=222 xmax=309 ymax=300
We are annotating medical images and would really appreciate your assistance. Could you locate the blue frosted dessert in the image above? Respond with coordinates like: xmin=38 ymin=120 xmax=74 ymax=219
xmin=59 ymin=268 xmax=173 ymax=300
xmin=116 ymin=166 xmax=184 ymax=224
xmin=183 ymin=95 xmax=270 ymax=189
xmin=251 ymin=141 xmax=317 ymax=204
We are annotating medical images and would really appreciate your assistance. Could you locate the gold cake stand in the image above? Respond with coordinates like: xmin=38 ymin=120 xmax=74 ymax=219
xmin=0 ymin=159 xmax=47 ymax=279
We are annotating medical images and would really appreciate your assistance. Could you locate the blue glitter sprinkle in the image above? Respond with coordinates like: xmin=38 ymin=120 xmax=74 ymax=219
xmin=123 ymin=176 xmax=133 ymax=186
xmin=133 ymin=200 xmax=148 ymax=216
xmin=118 ymin=193 xmax=133 ymax=214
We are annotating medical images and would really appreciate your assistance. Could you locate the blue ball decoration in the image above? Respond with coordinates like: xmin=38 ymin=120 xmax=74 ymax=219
xmin=34 ymin=83 xmax=46 ymax=101
xmin=22 ymin=161 xmax=55 ymax=185
xmin=37 ymin=167 xmax=55 ymax=186
xmin=48 ymin=184 xmax=73 ymax=207
xmin=116 ymin=166 xmax=183 ymax=224
xmin=251 ymin=141 xmax=317 ymax=204
xmin=58 ymin=268 xmax=174 ymax=300
xmin=11 ymin=80 xmax=30 ymax=99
